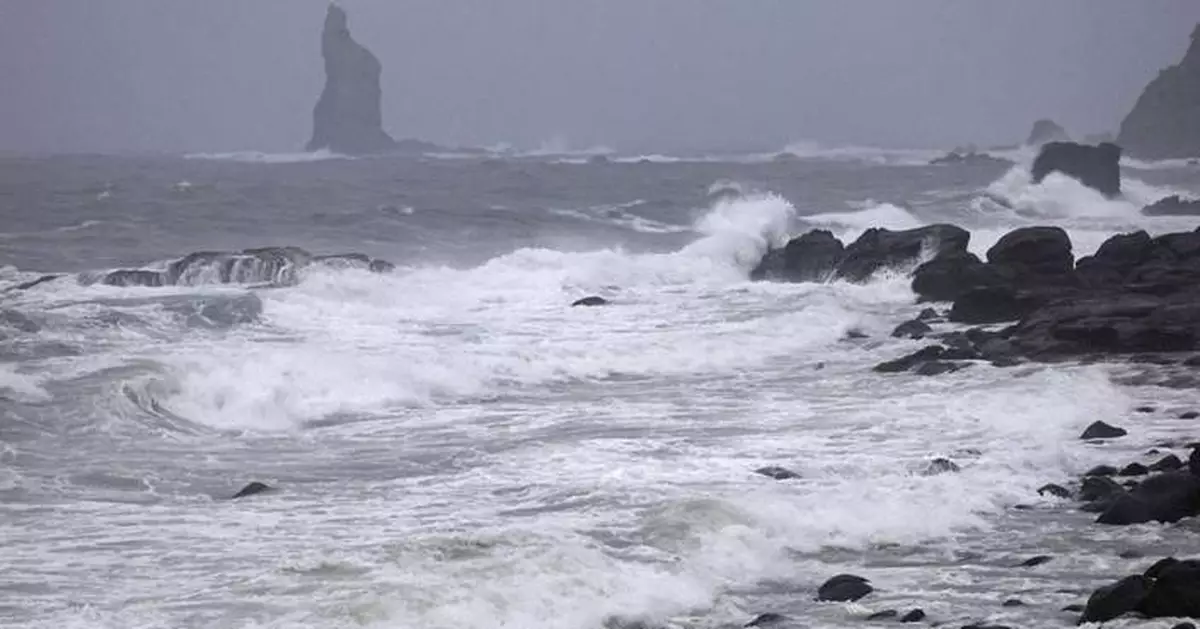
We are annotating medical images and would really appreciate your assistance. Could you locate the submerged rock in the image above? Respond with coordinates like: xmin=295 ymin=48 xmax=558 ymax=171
xmin=571 ymin=296 xmax=610 ymax=307
xmin=754 ymin=466 xmax=800 ymax=480
xmin=816 ymin=574 xmax=873 ymax=602
xmin=231 ymin=481 xmax=274 ymax=500
xmin=306 ymin=4 xmax=397 ymax=154
xmin=1117 ymin=24 xmax=1200 ymax=159
xmin=1031 ymin=141 xmax=1122 ymax=198
xmin=1081 ymin=421 xmax=1128 ymax=440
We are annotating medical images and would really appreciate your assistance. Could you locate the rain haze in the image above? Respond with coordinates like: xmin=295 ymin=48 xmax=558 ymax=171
xmin=2 ymin=0 xmax=1200 ymax=154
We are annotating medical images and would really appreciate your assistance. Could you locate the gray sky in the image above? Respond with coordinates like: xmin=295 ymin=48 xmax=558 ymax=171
xmin=2 ymin=0 xmax=1198 ymax=154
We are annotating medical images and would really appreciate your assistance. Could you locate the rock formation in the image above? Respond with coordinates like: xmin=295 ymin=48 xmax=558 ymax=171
xmin=1143 ymin=194 xmax=1200 ymax=216
xmin=306 ymin=4 xmax=397 ymax=154
xmin=1025 ymin=119 xmax=1070 ymax=145
xmin=92 ymin=247 xmax=395 ymax=288
xmin=1031 ymin=141 xmax=1122 ymax=198
xmin=1117 ymin=24 xmax=1200 ymax=159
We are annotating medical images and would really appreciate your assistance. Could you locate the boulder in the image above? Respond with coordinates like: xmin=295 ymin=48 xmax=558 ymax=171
xmin=1026 ymin=119 xmax=1070 ymax=145
xmin=834 ymin=224 xmax=969 ymax=283
xmin=1144 ymin=195 xmax=1200 ymax=216
xmin=1081 ymin=421 xmax=1127 ymax=440
xmin=750 ymin=229 xmax=845 ymax=282
xmin=1117 ymin=24 xmax=1200 ymax=160
xmin=816 ymin=574 xmax=873 ymax=602
xmin=571 ymin=296 xmax=610 ymax=307
xmin=1031 ymin=141 xmax=1122 ymax=198
xmin=231 ymin=481 xmax=274 ymax=500
xmin=1080 ymin=574 xmax=1151 ymax=623
xmin=306 ymin=5 xmax=397 ymax=154
xmin=985 ymin=226 xmax=1074 ymax=280
xmin=911 ymin=251 xmax=1008 ymax=302
xmin=1097 ymin=471 xmax=1200 ymax=525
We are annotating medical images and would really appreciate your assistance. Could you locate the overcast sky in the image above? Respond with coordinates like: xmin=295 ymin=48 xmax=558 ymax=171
xmin=2 ymin=0 xmax=1198 ymax=155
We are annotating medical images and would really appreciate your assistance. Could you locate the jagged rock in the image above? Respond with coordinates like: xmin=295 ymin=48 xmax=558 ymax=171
xmin=1038 ymin=483 xmax=1072 ymax=499
xmin=835 ymin=224 xmax=969 ymax=282
xmin=1081 ymin=421 xmax=1128 ymax=440
xmin=1144 ymin=195 xmax=1200 ymax=216
xmin=571 ymin=296 xmax=610 ymax=307
xmin=750 ymin=229 xmax=844 ymax=282
xmin=891 ymin=319 xmax=932 ymax=339
xmin=873 ymin=345 xmax=945 ymax=373
xmin=754 ymin=466 xmax=800 ymax=480
xmin=95 ymin=247 xmax=392 ymax=289
xmin=1117 ymin=24 xmax=1200 ymax=159
xmin=1031 ymin=141 xmax=1122 ymax=198
xmin=816 ymin=574 xmax=873 ymax=602
xmin=1080 ymin=574 xmax=1151 ymax=623
xmin=917 ymin=307 xmax=940 ymax=321
xmin=231 ymin=481 xmax=274 ymax=499
xmin=306 ymin=4 xmax=397 ymax=154
xmin=1097 ymin=471 xmax=1200 ymax=525
xmin=1026 ymin=119 xmax=1071 ymax=145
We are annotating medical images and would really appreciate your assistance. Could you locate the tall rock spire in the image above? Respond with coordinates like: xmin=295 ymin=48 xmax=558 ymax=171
xmin=1116 ymin=24 xmax=1200 ymax=160
xmin=306 ymin=4 xmax=396 ymax=154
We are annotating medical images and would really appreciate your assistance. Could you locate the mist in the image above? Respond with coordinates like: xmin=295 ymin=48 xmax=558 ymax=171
xmin=2 ymin=0 xmax=1198 ymax=155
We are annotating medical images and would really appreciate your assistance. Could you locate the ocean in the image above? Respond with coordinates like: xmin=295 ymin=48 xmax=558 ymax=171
xmin=2 ymin=145 xmax=1200 ymax=629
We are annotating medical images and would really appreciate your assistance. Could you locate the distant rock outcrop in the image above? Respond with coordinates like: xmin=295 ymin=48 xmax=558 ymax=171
xmin=1143 ymin=195 xmax=1200 ymax=216
xmin=1031 ymin=141 xmax=1122 ymax=198
xmin=306 ymin=4 xmax=396 ymax=154
xmin=1026 ymin=119 xmax=1070 ymax=146
xmin=1117 ymin=24 xmax=1200 ymax=159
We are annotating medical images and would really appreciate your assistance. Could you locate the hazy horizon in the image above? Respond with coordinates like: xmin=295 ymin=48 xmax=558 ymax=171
xmin=2 ymin=0 xmax=1199 ymax=155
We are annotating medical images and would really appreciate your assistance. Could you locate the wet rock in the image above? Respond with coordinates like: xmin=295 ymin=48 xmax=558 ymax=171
xmin=922 ymin=458 xmax=960 ymax=475
xmin=913 ymin=360 xmax=968 ymax=376
xmin=986 ymin=226 xmax=1075 ymax=281
xmin=1121 ymin=549 xmax=1146 ymax=559
xmin=872 ymin=345 xmax=944 ymax=373
xmin=911 ymin=250 xmax=1006 ymax=303
xmin=1081 ymin=421 xmax=1128 ymax=440
xmin=917 ymin=307 xmax=940 ymax=321
xmin=230 ymin=481 xmax=274 ymax=500
xmin=845 ymin=328 xmax=869 ymax=340
xmin=1085 ymin=465 xmax=1119 ymax=477
xmin=744 ymin=613 xmax=787 ymax=627
xmin=12 ymin=274 xmax=61 ymax=291
xmin=1079 ymin=476 xmax=1125 ymax=502
xmin=1172 ymin=623 xmax=1198 ymax=629
xmin=1152 ymin=454 xmax=1185 ymax=472
xmin=866 ymin=610 xmax=897 ymax=621
xmin=1080 ymin=574 xmax=1150 ymax=623
xmin=750 ymin=229 xmax=845 ymax=283
xmin=899 ymin=609 xmax=925 ymax=623
xmin=1182 ymin=411 xmax=1200 ymax=419
xmin=1020 ymin=555 xmax=1053 ymax=567
xmin=948 ymin=285 xmax=1024 ymax=324
xmin=817 ymin=574 xmax=873 ymax=602
xmin=755 ymin=466 xmax=800 ymax=481
xmin=1038 ymin=483 xmax=1072 ymax=499
xmin=1136 ymin=405 xmax=1157 ymax=413
xmin=835 ymin=224 xmax=970 ymax=283
xmin=1031 ymin=141 xmax=1122 ymax=198
xmin=1001 ymin=598 xmax=1025 ymax=607
xmin=1119 ymin=463 xmax=1151 ymax=477
xmin=1097 ymin=471 xmax=1200 ymax=525
xmin=1027 ymin=118 xmax=1070 ymax=145
xmin=892 ymin=319 xmax=932 ymax=340
xmin=571 ymin=296 xmax=610 ymax=307
xmin=102 ymin=269 xmax=165 ymax=287
xmin=1062 ymin=603 xmax=1085 ymax=613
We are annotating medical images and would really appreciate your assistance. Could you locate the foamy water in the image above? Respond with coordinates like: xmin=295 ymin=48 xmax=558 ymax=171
xmin=3 ymin=153 xmax=1200 ymax=629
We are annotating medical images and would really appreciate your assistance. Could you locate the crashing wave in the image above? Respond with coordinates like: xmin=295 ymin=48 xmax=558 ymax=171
xmin=86 ymin=247 xmax=396 ymax=288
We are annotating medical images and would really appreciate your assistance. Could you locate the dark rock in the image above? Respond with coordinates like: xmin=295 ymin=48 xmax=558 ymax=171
xmin=892 ymin=319 xmax=932 ymax=340
xmin=1031 ymin=141 xmax=1122 ymax=198
xmin=231 ymin=482 xmax=273 ymax=500
xmin=102 ymin=269 xmax=165 ymax=287
xmin=929 ymin=151 xmax=1009 ymax=166
xmin=1097 ymin=471 xmax=1200 ymax=525
xmin=922 ymin=458 xmax=960 ymax=475
xmin=817 ymin=574 xmax=873 ymax=602
xmin=835 ymin=224 xmax=970 ymax=283
xmin=986 ymin=226 xmax=1075 ymax=280
xmin=744 ymin=613 xmax=787 ymax=627
xmin=873 ymin=345 xmax=944 ymax=373
xmin=751 ymin=229 xmax=845 ymax=283
xmin=1182 ymin=411 xmax=1200 ymax=419
xmin=1136 ymin=405 xmax=1157 ymax=413
xmin=911 ymin=251 xmax=1007 ymax=302
xmin=1120 ymin=463 xmax=1151 ymax=477
xmin=1038 ymin=483 xmax=1072 ymax=499
xmin=1080 ymin=574 xmax=1150 ymax=623
xmin=866 ymin=610 xmax=898 ymax=620
xmin=899 ymin=609 xmax=925 ymax=623
xmin=1062 ymin=603 xmax=1086 ymax=613
xmin=306 ymin=5 xmax=397 ymax=154
xmin=1117 ymin=24 xmax=1200 ymax=160
xmin=1144 ymin=195 xmax=1200 ymax=217
xmin=1172 ymin=623 xmax=1198 ymax=629
xmin=917 ymin=307 xmax=940 ymax=321
xmin=755 ymin=466 xmax=800 ymax=480
xmin=1079 ymin=476 xmax=1125 ymax=502
xmin=1001 ymin=598 xmax=1025 ymax=607
xmin=1027 ymin=119 xmax=1071 ymax=145
xmin=913 ymin=360 xmax=967 ymax=376
xmin=571 ymin=296 xmax=610 ymax=307
xmin=1081 ymin=421 xmax=1128 ymax=440
xmin=1021 ymin=555 xmax=1053 ymax=567
xmin=948 ymin=286 xmax=1024 ymax=324
xmin=1121 ymin=550 xmax=1146 ymax=559
xmin=1139 ymin=558 xmax=1200 ymax=618
xmin=1085 ymin=465 xmax=1119 ymax=477
xmin=12 ymin=274 xmax=61 ymax=291
xmin=844 ymin=328 xmax=869 ymax=340
xmin=1151 ymin=454 xmax=1185 ymax=472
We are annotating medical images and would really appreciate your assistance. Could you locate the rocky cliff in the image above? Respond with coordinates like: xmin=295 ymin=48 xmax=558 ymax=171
xmin=306 ymin=4 xmax=396 ymax=154
xmin=1117 ymin=24 xmax=1200 ymax=160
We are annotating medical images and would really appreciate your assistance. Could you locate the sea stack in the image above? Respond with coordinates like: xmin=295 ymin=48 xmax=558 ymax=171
xmin=1031 ymin=142 xmax=1122 ymax=199
xmin=306 ymin=3 xmax=396 ymax=154
xmin=1117 ymin=23 xmax=1200 ymax=160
